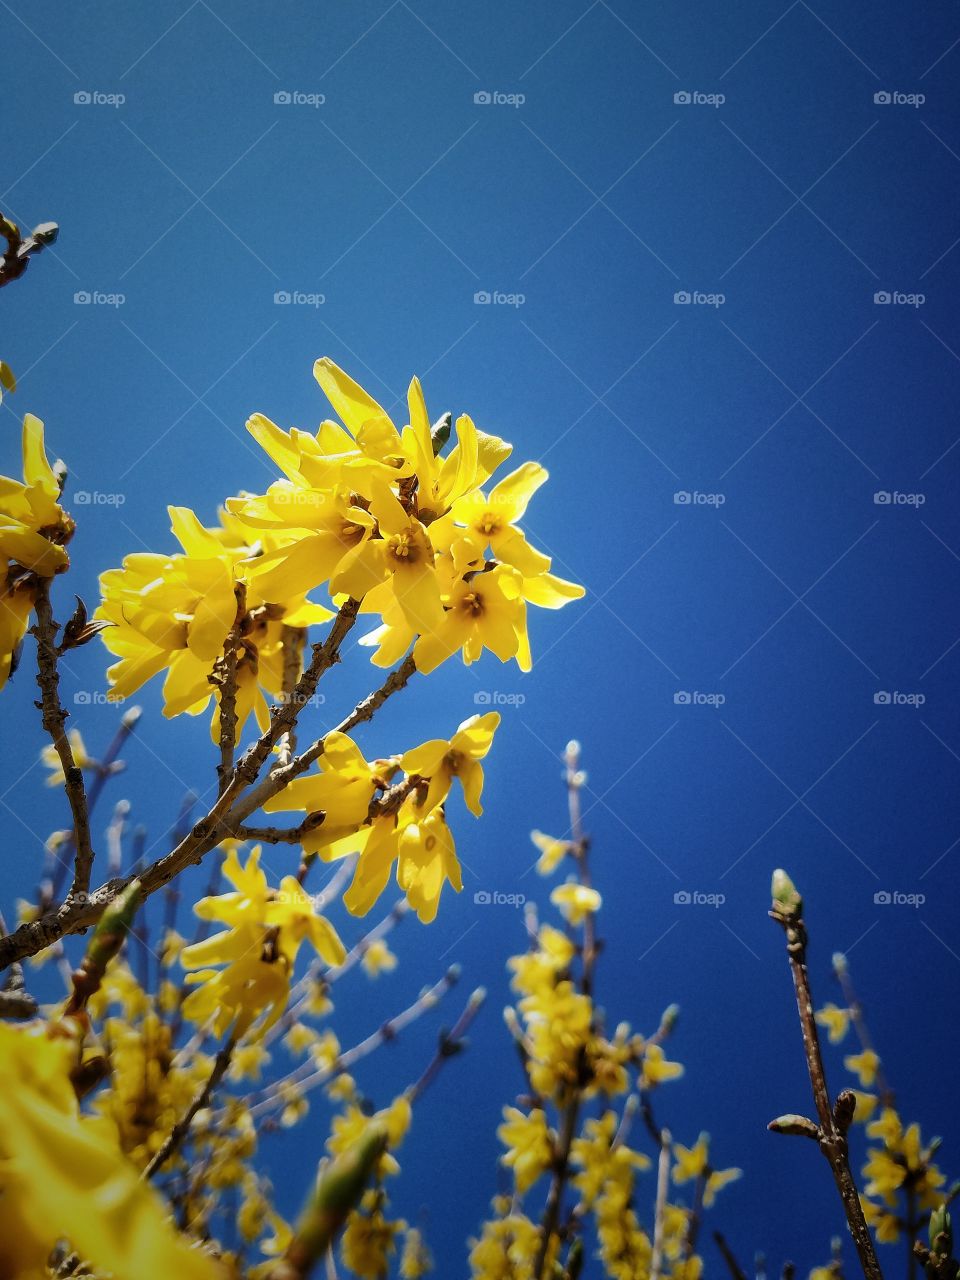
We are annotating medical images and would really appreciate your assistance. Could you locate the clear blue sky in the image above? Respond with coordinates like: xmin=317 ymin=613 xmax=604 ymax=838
xmin=4 ymin=0 xmax=960 ymax=1273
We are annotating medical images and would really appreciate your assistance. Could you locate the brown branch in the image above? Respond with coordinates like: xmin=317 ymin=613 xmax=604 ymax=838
xmin=240 ymin=653 xmax=418 ymax=819
xmin=407 ymin=986 xmax=486 ymax=1103
xmin=0 ymin=606 xmax=390 ymax=971
xmin=769 ymin=870 xmax=883 ymax=1280
xmin=213 ymin=585 xmax=246 ymax=795
xmin=713 ymin=1231 xmax=748 ymax=1280
xmin=230 ymin=598 xmax=359 ymax=791
xmin=532 ymin=741 xmax=594 ymax=1280
xmin=47 ymin=704 xmax=141 ymax=903
xmin=32 ymin=580 xmax=95 ymax=901
xmin=277 ymin=624 xmax=306 ymax=768
xmin=142 ymin=1035 xmax=237 ymax=1180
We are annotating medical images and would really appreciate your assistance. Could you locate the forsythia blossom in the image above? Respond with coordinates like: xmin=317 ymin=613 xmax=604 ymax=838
xmin=0 ymin=414 xmax=72 ymax=687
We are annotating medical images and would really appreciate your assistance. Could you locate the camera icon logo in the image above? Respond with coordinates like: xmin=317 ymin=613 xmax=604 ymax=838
xmin=73 ymin=291 xmax=91 ymax=304
xmin=274 ymin=91 xmax=292 ymax=105
xmin=474 ymin=290 xmax=491 ymax=304
xmin=874 ymin=290 xmax=892 ymax=304
xmin=673 ymin=890 xmax=691 ymax=904
xmin=673 ymin=690 xmax=691 ymax=704
xmin=673 ymin=491 xmax=691 ymax=505
xmin=674 ymin=91 xmax=691 ymax=105
xmin=274 ymin=290 xmax=291 ymax=304
xmin=873 ymin=491 xmax=891 ymax=505
xmin=74 ymin=690 xmax=92 ymax=704
xmin=473 ymin=890 xmax=492 ymax=904
xmin=874 ymin=91 xmax=892 ymax=105
xmin=74 ymin=91 xmax=91 ymax=105
xmin=874 ymin=691 xmax=892 ymax=705
xmin=474 ymin=90 xmax=492 ymax=105
xmin=673 ymin=290 xmax=691 ymax=304
xmin=473 ymin=690 xmax=492 ymax=704
xmin=874 ymin=890 xmax=892 ymax=904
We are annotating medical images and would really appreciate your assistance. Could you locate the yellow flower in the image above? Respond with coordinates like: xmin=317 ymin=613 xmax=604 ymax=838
xmin=862 ymin=1196 xmax=902 ymax=1241
xmin=362 ymin=937 xmax=398 ymax=977
xmin=704 ymin=1165 xmax=742 ymax=1207
xmin=531 ymin=829 xmax=572 ymax=875
xmin=672 ymin=1135 xmax=709 ymax=1185
xmin=393 ymin=805 xmax=463 ymax=924
xmin=815 ymin=1002 xmax=851 ymax=1044
xmin=180 ymin=847 xmax=344 ymax=1038
xmin=328 ymin=1096 xmax=412 ymax=1180
xmin=341 ymin=1198 xmax=405 ymax=1279
xmin=40 ymin=728 xmax=91 ymax=785
xmin=551 ymin=881 xmax=602 ymax=925
xmin=263 ymin=729 xmax=380 ymax=858
xmin=0 ymin=414 xmax=73 ymax=688
xmin=498 ymin=1106 xmax=554 ymax=1192
xmin=641 ymin=1043 xmax=684 ymax=1088
xmin=867 ymin=1106 xmax=902 ymax=1147
xmin=413 ymin=562 xmax=530 ymax=674
xmin=400 ymin=711 xmax=500 ymax=815
xmin=850 ymin=1090 xmax=878 ymax=1124
xmin=844 ymin=1048 xmax=880 ymax=1088
xmin=400 ymin=1226 xmax=433 ymax=1278
xmin=0 ymin=1021 xmax=222 ymax=1279
xmin=509 ymin=923 xmax=576 ymax=995
xmin=96 ymin=505 xmax=330 ymax=732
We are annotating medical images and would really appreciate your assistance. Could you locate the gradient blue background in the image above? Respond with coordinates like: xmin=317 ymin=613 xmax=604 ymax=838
xmin=3 ymin=1 xmax=960 ymax=1273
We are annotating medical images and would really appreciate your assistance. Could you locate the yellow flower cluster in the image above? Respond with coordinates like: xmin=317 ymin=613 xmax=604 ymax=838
xmin=266 ymin=710 xmax=500 ymax=923
xmin=0 ymin=1020 xmax=222 ymax=1280
xmin=180 ymin=844 xmax=346 ymax=1039
xmin=0 ymin=414 xmax=72 ymax=687
xmin=474 ymin=796 xmax=739 ymax=1280
xmin=815 ymin=978 xmax=953 ymax=1250
xmin=94 ymin=359 xmax=583 ymax=728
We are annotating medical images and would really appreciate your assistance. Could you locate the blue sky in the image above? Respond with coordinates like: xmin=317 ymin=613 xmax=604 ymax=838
xmin=4 ymin=0 xmax=960 ymax=1273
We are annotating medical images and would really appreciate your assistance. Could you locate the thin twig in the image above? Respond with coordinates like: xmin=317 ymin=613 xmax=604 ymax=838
xmin=142 ymin=1035 xmax=237 ymax=1180
xmin=713 ymin=1231 xmax=749 ymax=1280
xmin=277 ymin=624 xmax=306 ymax=769
xmin=407 ymin=986 xmax=486 ymax=1103
xmin=769 ymin=872 xmax=883 ymax=1280
xmin=32 ymin=581 xmax=95 ymax=901
xmin=242 ymin=967 xmax=459 ymax=1121
xmin=650 ymin=1127 xmax=672 ymax=1280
